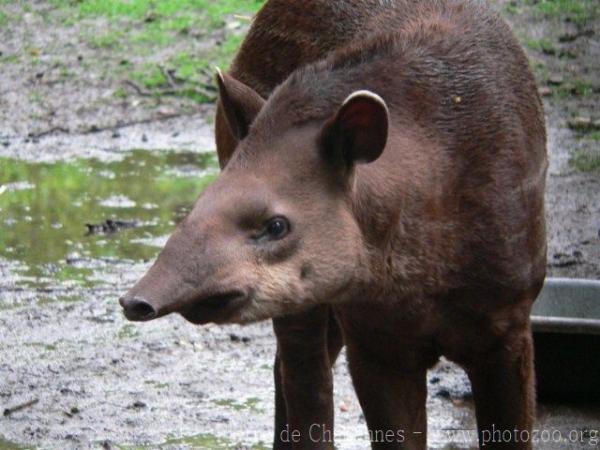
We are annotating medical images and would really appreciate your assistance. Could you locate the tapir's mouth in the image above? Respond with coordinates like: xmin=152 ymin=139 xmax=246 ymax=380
xmin=180 ymin=290 xmax=248 ymax=324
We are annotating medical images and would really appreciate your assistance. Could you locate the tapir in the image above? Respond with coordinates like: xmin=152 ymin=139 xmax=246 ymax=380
xmin=120 ymin=0 xmax=547 ymax=448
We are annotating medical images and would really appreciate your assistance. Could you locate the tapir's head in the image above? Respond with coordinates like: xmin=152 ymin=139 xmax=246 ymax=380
xmin=120 ymin=71 xmax=389 ymax=324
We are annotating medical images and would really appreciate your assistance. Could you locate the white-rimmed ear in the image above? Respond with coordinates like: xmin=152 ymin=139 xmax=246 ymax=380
xmin=216 ymin=69 xmax=265 ymax=142
xmin=320 ymin=90 xmax=389 ymax=165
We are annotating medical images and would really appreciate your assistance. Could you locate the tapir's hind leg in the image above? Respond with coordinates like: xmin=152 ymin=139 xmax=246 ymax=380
xmin=465 ymin=324 xmax=535 ymax=450
xmin=345 ymin=341 xmax=429 ymax=450
xmin=273 ymin=305 xmax=343 ymax=450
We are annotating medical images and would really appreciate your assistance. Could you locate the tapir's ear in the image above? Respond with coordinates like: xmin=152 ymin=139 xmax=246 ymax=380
xmin=320 ymin=90 xmax=388 ymax=166
xmin=216 ymin=69 xmax=265 ymax=142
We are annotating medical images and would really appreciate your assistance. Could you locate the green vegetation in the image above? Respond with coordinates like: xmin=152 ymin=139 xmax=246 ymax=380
xmin=525 ymin=0 xmax=599 ymax=25
xmin=117 ymin=324 xmax=141 ymax=339
xmin=0 ymin=0 xmax=265 ymax=101
xmin=213 ymin=397 xmax=263 ymax=412
xmin=570 ymin=149 xmax=600 ymax=172
xmin=117 ymin=432 xmax=269 ymax=450
xmin=88 ymin=32 xmax=123 ymax=50
xmin=0 ymin=54 xmax=19 ymax=64
xmin=550 ymin=78 xmax=595 ymax=98
xmin=0 ymin=436 xmax=33 ymax=450
xmin=524 ymin=38 xmax=557 ymax=55
xmin=587 ymin=131 xmax=600 ymax=141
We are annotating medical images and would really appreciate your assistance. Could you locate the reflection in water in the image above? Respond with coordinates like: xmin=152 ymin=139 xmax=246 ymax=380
xmin=0 ymin=149 xmax=218 ymax=288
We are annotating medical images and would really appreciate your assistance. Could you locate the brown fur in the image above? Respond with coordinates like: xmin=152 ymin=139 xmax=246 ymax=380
xmin=121 ymin=1 xmax=547 ymax=448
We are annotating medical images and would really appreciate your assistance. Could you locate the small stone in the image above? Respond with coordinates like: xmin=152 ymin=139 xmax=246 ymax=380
xmin=568 ymin=117 xmax=597 ymax=132
xmin=436 ymin=389 xmax=451 ymax=399
xmin=130 ymin=400 xmax=146 ymax=409
xmin=229 ymin=333 xmax=250 ymax=343
xmin=452 ymin=95 xmax=462 ymax=104
xmin=538 ymin=86 xmax=552 ymax=97
xmin=111 ymin=130 xmax=121 ymax=139
xmin=141 ymin=134 xmax=148 ymax=142
xmin=547 ymin=75 xmax=563 ymax=86
xmin=339 ymin=401 xmax=349 ymax=412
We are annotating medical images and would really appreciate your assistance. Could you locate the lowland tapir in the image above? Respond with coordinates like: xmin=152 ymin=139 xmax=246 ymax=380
xmin=120 ymin=0 xmax=547 ymax=448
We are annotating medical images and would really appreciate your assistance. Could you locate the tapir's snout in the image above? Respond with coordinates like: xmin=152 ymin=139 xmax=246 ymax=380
xmin=119 ymin=295 xmax=157 ymax=322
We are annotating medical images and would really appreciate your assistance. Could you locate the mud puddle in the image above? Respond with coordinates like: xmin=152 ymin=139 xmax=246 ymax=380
xmin=0 ymin=149 xmax=217 ymax=290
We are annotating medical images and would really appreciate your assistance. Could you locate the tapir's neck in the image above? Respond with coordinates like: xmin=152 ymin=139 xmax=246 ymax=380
xmin=350 ymin=125 xmax=461 ymax=300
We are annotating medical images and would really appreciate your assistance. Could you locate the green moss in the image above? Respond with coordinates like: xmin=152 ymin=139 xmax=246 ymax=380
xmin=0 ymin=436 xmax=33 ymax=450
xmin=213 ymin=396 xmax=264 ymax=412
xmin=569 ymin=149 xmax=600 ymax=172
xmin=117 ymin=324 xmax=140 ymax=339
xmin=0 ymin=54 xmax=19 ymax=64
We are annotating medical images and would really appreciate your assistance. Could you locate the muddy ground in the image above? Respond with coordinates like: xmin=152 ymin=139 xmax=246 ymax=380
xmin=0 ymin=1 xmax=599 ymax=449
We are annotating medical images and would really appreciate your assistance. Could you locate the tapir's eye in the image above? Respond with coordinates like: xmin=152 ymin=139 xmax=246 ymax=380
xmin=264 ymin=216 xmax=290 ymax=240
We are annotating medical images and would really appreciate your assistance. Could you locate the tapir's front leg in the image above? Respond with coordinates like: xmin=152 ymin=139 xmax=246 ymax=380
xmin=273 ymin=305 xmax=340 ymax=450
xmin=465 ymin=324 xmax=535 ymax=450
xmin=344 ymin=338 xmax=428 ymax=450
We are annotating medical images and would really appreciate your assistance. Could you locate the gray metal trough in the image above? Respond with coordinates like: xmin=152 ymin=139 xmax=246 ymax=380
xmin=531 ymin=278 xmax=600 ymax=401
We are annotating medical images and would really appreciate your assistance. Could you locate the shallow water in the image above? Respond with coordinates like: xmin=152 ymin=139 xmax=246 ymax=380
xmin=0 ymin=150 xmax=218 ymax=293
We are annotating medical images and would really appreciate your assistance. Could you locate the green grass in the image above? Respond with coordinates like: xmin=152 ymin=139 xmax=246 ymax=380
xmin=132 ymin=64 xmax=168 ymax=89
xmin=524 ymin=38 xmax=557 ymax=55
xmin=569 ymin=149 xmax=600 ymax=172
xmin=0 ymin=54 xmax=19 ymax=64
xmin=551 ymin=78 xmax=595 ymax=98
xmin=53 ymin=0 xmax=263 ymax=27
xmin=524 ymin=0 xmax=599 ymax=26
xmin=587 ymin=131 xmax=600 ymax=141
xmin=88 ymin=32 xmax=123 ymax=49
xmin=127 ymin=32 xmax=244 ymax=101
xmin=41 ymin=0 xmax=265 ymax=102
xmin=0 ymin=10 xmax=8 ymax=26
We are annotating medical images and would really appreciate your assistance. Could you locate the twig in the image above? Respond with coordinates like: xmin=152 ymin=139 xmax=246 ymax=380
xmin=123 ymin=80 xmax=216 ymax=102
xmin=158 ymin=65 xmax=178 ymax=89
xmin=123 ymin=80 xmax=153 ymax=97
xmin=28 ymin=126 xmax=70 ymax=139
xmin=80 ymin=111 xmax=197 ymax=135
xmin=3 ymin=398 xmax=39 ymax=417
xmin=233 ymin=14 xmax=254 ymax=21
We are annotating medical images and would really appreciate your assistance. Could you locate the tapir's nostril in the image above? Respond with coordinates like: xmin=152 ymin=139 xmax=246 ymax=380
xmin=119 ymin=296 xmax=157 ymax=321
